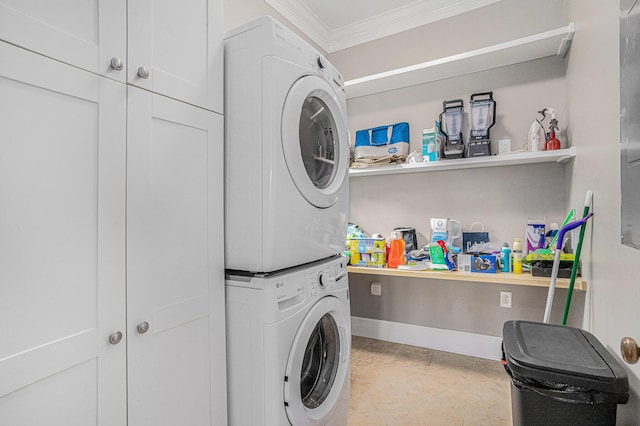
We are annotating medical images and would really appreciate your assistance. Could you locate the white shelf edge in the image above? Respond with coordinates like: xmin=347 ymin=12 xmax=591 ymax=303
xmin=345 ymin=22 xmax=575 ymax=99
xmin=349 ymin=147 xmax=576 ymax=177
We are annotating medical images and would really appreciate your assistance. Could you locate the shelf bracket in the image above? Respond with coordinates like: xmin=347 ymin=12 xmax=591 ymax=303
xmin=557 ymin=22 xmax=575 ymax=58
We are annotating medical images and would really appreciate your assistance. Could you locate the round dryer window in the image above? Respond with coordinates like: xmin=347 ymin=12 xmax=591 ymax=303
xmin=299 ymin=97 xmax=337 ymax=190
xmin=282 ymin=75 xmax=348 ymax=209
xmin=284 ymin=296 xmax=350 ymax=425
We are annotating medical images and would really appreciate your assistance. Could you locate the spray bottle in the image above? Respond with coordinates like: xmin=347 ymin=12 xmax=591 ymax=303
xmin=544 ymin=108 xmax=561 ymax=150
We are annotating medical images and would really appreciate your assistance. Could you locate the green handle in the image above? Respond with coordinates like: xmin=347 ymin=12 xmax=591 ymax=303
xmin=562 ymin=191 xmax=593 ymax=325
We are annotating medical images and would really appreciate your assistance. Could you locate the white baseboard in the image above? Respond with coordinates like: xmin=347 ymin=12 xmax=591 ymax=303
xmin=351 ymin=316 xmax=503 ymax=361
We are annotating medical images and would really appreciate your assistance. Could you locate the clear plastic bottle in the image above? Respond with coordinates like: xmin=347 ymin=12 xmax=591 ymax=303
xmin=513 ymin=238 xmax=523 ymax=274
xmin=387 ymin=231 xmax=406 ymax=269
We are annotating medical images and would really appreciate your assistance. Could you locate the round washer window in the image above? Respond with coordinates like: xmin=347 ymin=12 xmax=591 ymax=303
xmin=300 ymin=313 xmax=340 ymax=409
xmin=298 ymin=96 xmax=337 ymax=190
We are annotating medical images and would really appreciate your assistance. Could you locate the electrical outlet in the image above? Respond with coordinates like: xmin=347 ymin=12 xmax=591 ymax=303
xmin=370 ymin=282 xmax=382 ymax=296
xmin=500 ymin=291 xmax=512 ymax=308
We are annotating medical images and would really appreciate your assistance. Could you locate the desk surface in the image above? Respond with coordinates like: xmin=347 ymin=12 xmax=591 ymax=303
xmin=347 ymin=266 xmax=587 ymax=291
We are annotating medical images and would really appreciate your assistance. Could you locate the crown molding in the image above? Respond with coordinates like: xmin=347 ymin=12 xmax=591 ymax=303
xmin=330 ymin=0 xmax=501 ymax=52
xmin=264 ymin=0 xmax=332 ymax=51
xmin=266 ymin=0 xmax=501 ymax=53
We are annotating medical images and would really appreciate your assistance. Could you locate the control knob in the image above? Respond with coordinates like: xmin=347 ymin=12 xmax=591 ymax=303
xmin=318 ymin=272 xmax=334 ymax=288
xmin=316 ymin=55 xmax=327 ymax=69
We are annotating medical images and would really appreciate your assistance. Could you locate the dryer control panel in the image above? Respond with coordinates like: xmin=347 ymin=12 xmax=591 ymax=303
xmin=311 ymin=53 xmax=344 ymax=92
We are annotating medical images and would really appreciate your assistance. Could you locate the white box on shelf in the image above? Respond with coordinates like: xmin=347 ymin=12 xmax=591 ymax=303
xmin=498 ymin=139 xmax=512 ymax=154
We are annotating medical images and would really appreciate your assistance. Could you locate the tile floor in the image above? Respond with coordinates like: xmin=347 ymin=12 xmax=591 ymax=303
xmin=348 ymin=336 xmax=513 ymax=426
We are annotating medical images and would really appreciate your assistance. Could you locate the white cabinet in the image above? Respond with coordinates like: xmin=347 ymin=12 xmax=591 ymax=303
xmin=126 ymin=87 xmax=225 ymax=425
xmin=128 ymin=0 xmax=223 ymax=113
xmin=0 ymin=41 xmax=127 ymax=425
xmin=0 ymin=0 xmax=223 ymax=112
xmin=0 ymin=0 xmax=127 ymax=83
xmin=0 ymin=0 xmax=225 ymax=423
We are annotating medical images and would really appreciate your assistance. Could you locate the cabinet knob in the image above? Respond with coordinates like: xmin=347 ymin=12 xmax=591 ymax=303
xmin=109 ymin=331 xmax=123 ymax=345
xmin=137 ymin=66 xmax=150 ymax=79
xmin=137 ymin=321 xmax=150 ymax=334
xmin=110 ymin=57 xmax=124 ymax=71
xmin=621 ymin=336 xmax=639 ymax=364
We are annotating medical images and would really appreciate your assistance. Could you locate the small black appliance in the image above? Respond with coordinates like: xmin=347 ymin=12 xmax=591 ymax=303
xmin=439 ymin=99 xmax=465 ymax=159
xmin=467 ymin=92 xmax=496 ymax=157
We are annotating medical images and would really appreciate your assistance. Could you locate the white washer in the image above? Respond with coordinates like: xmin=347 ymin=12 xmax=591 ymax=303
xmin=226 ymin=255 xmax=351 ymax=425
xmin=224 ymin=16 xmax=350 ymax=273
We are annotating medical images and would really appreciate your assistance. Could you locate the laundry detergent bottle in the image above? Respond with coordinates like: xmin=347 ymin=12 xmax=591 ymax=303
xmin=387 ymin=231 xmax=406 ymax=268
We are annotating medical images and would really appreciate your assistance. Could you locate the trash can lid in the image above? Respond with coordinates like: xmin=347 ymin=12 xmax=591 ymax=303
xmin=502 ymin=321 xmax=629 ymax=396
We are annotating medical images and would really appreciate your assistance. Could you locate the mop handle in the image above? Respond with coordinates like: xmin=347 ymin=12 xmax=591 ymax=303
xmin=554 ymin=213 xmax=593 ymax=250
xmin=542 ymin=212 xmax=594 ymax=323
xmin=562 ymin=191 xmax=593 ymax=325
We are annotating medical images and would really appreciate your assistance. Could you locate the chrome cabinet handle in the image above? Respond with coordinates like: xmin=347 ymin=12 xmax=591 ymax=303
xmin=109 ymin=331 xmax=123 ymax=345
xmin=137 ymin=321 xmax=150 ymax=334
xmin=137 ymin=66 xmax=150 ymax=79
xmin=621 ymin=337 xmax=639 ymax=364
xmin=110 ymin=57 xmax=124 ymax=71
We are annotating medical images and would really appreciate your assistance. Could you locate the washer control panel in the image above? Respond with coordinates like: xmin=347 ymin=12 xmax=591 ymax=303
xmin=267 ymin=256 xmax=348 ymax=310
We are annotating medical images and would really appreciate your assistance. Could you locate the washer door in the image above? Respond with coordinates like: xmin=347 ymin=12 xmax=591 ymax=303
xmin=281 ymin=75 xmax=349 ymax=209
xmin=284 ymin=296 xmax=350 ymax=425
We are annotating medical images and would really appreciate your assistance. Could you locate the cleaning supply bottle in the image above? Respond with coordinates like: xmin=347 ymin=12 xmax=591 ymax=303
xmin=500 ymin=243 xmax=511 ymax=273
xmin=528 ymin=109 xmax=547 ymax=152
xmin=544 ymin=109 xmax=561 ymax=150
xmin=387 ymin=231 xmax=406 ymax=269
xmin=513 ymin=238 xmax=523 ymax=274
xmin=545 ymin=129 xmax=561 ymax=150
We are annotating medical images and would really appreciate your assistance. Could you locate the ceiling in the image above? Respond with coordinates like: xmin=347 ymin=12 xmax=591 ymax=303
xmin=265 ymin=0 xmax=501 ymax=53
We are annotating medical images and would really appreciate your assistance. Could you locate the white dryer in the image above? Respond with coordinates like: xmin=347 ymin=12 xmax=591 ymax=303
xmin=224 ymin=16 xmax=350 ymax=273
xmin=226 ymin=255 xmax=351 ymax=425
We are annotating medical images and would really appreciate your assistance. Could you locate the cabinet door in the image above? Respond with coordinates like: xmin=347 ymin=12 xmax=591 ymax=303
xmin=126 ymin=87 xmax=226 ymax=426
xmin=0 ymin=0 xmax=127 ymax=83
xmin=128 ymin=0 xmax=223 ymax=113
xmin=0 ymin=42 xmax=127 ymax=425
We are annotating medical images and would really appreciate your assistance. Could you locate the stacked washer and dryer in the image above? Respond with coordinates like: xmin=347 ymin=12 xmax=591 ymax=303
xmin=224 ymin=17 xmax=352 ymax=425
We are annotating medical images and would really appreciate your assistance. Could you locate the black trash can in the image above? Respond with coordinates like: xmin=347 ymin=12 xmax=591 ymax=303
xmin=502 ymin=320 xmax=629 ymax=426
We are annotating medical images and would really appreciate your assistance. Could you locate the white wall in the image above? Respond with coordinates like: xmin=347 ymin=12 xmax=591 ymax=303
xmin=333 ymin=0 xmax=580 ymax=341
xmin=566 ymin=0 xmax=640 ymax=422
xmin=334 ymin=0 xmax=571 ymax=246
xmin=346 ymin=59 xmax=568 ymax=244
xmin=329 ymin=0 xmax=567 ymax=80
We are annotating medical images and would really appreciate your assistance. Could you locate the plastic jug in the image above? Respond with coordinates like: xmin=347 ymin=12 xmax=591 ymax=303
xmin=387 ymin=231 xmax=406 ymax=268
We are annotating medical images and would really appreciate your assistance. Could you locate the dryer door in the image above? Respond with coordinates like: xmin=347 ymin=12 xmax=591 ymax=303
xmin=284 ymin=295 xmax=351 ymax=425
xmin=281 ymin=76 xmax=349 ymax=209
